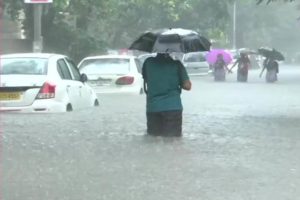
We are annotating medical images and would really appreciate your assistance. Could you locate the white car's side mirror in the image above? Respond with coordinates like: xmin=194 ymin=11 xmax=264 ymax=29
xmin=80 ymin=73 xmax=88 ymax=82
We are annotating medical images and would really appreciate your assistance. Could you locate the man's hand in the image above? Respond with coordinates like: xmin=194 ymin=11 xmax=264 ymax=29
xmin=182 ymin=80 xmax=192 ymax=91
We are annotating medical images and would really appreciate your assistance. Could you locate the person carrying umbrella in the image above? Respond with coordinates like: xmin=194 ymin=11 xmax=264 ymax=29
xmin=260 ymin=57 xmax=279 ymax=83
xmin=130 ymin=28 xmax=210 ymax=137
xmin=205 ymin=49 xmax=232 ymax=81
xmin=229 ymin=52 xmax=251 ymax=82
xmin=258 ymin=47 xmax=284 ymax=83
xmin=213 ymin=54 xmax=230 ymax=81
xmin=142 ymin=53 xmax=191 ymax=137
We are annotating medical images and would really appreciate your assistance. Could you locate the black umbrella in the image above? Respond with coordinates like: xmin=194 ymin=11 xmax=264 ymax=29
xmin=258 ymin=47 xmax=285 ymax=61
xmin=129 ymin=29 xmax=167 ymax=53
xmin=129 ymin=28 xmax=211 ymax=53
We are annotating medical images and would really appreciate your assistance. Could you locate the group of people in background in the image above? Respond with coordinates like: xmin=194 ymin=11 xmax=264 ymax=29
xmin=212 ymin=52 xmax=279 ymax=83
xmin=142 ymin=51 xmax=280 ymax=137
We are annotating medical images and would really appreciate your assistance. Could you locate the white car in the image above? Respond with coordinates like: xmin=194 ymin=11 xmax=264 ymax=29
xmin=138 ymin=52 xmax=183 ymax=65
xmin=138 ymin=53 xmax=157 ymax=66
xmin=0 ymin=53 xmax=99 ymax=112
xmin=182 ymin=52 xmax=210 ymax=75
xmin=78 ymin=55 xmax=143 ymax=94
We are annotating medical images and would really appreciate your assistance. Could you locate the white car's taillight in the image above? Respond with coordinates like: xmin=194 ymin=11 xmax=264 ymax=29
xmin=36 ymin=82 xmax=56 ymax=99
xmin=115 ymin=76 xmax=134 ymax=85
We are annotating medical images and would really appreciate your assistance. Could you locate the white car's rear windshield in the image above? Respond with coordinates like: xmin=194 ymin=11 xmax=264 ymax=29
xmin=184 ymin=53 xmax=206 ymax=62
xmin=79 ymin=58 xmax=130 ymax=75
xmin=1 ymin=58 xmax=48 ymax=75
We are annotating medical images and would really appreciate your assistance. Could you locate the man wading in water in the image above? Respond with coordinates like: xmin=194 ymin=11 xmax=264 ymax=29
xmin=142 ymin=53 xmax=191 ymax=137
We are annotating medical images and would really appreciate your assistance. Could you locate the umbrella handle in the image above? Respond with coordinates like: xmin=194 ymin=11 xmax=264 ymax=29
xmin=259 ymin=67 xmax=265 ymax=78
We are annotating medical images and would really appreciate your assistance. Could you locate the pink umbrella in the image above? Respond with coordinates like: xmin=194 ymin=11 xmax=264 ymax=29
xmin=205 ymin=49 xmax=233 ymax=65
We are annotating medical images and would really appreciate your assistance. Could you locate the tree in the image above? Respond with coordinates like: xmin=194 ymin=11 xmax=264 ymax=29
xmin=2 ymin=0 xmax=237 ymax=59
xmin=232 ymin=0 xmax=300 ymax=61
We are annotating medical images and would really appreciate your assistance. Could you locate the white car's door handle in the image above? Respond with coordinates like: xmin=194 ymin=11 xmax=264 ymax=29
xmin=66 ymin=85 xmax=71 ymax=92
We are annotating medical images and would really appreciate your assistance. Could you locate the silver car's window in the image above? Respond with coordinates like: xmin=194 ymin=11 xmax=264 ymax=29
xmin=57 ymin=59 xmax=72 ymax=80
xmin=184 ymin=53 xmax=206 ymax=62
xmin=79 ymin=58 xmax=130 ymax=75
xmin=1 ymin=58 xmax=48 ymax=75
xmin=66 ymin=58 xmax=81 ymax=81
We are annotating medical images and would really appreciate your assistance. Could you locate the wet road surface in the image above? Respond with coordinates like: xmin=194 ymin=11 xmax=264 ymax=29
xmin=2 ymin=65 xmax=300 ymax=200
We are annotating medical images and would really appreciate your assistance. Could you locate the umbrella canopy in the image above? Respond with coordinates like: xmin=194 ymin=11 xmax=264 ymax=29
xmin=258 ymin=47 xmax=285 ymax=61
xmin=128 ymin=29 xmax=166 ymax=53
xmin=129 ymin=28 xmax=211 ymax=53
xmin=239 ymin=48 xmax=257 ymax=55
xmin=206 ymin=49 xmax=233 ymax=65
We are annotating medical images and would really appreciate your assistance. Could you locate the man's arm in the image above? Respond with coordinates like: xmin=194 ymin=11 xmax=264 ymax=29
xmin=142 ymin=58 xmax=149 ymax=94
xmin=182 ymin=80 xmax=192 ymax=91
xmin=229 ymin=60 xmax=238 ymax=72
xmin=178 ymin=61 xmax=192 ymax=91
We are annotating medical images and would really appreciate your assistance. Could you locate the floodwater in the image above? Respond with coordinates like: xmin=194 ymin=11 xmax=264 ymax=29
xmin=2 ymin=65 xmax=300 ymax=200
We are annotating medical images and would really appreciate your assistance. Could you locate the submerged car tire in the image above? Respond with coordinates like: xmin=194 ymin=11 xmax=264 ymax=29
xmin=94 ymin=99 xmax=99 ymax=107
xmin=66 ymin=104 xmax=73 ymax=112
xmin=139 ymin=88 xmax=144 ymax=95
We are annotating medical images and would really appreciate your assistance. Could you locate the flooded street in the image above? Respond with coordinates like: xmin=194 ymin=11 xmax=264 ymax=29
xmin=3 ymin=65 xmax=300 ymax=200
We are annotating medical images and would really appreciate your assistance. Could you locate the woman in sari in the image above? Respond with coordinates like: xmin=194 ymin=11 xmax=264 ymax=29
xmin=260 ymin=58 xmax=278 ymax=83
xmin=213 ymin=54 xmax=229 ymax=81
xmin=229 ymin=53 xmax=251 ymax=82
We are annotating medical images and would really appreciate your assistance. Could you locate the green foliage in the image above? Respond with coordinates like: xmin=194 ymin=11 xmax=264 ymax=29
xmin=4 ymin=0 xmax=299 ymax=60
xmin=43 ymin=21 xmax=106 ymax=63
xmin=235 ymin=1 xmax=299 ymax=56
xmin=4 ymin=0 xmax=233 ymax=57
xmin=3 ymin=0 xmax=24 ymax=20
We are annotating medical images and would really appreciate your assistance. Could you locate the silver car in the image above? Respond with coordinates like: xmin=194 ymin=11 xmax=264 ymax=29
xmin=182 ymin=52 xmax=210 ymax=75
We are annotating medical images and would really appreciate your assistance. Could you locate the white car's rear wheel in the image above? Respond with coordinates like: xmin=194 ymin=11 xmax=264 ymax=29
xmin=66 ymin=104 xmax=73 ymax=112
xmin=94 ymin=99 xmax=99 ymax=106
xmin=139 ymin=88 xmax=144 ymax=95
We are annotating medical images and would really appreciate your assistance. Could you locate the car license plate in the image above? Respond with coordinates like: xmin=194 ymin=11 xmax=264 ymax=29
xmin=89 ymin=80 xmax=111 ymax=86
xmin=0 ymin=92 xmax=21 ymax=101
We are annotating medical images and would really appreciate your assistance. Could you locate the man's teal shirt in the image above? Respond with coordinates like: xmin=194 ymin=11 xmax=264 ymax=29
xmin=143 ymin=55 xmax=189 ymax=113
